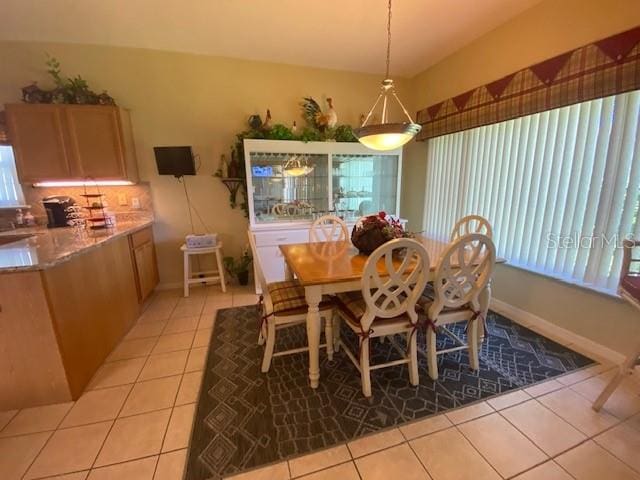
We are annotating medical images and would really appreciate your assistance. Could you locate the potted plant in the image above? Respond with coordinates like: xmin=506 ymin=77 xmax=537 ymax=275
xmin=223 ymin=248 xmax=253 ymax=286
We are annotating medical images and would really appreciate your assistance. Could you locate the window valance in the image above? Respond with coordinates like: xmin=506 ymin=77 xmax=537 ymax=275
xmin=416 ymin=26 xmax=640 ymax=140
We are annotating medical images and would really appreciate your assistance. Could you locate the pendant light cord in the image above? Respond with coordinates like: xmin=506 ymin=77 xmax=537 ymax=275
xmin=385 ymin=0 xmax=392 ymax=79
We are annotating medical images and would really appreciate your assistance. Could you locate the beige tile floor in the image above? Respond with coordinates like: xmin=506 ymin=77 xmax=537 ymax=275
xmin=2 ymin=285 xmax=640 ymax=480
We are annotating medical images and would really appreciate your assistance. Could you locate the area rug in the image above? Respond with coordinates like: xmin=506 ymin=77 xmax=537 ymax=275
xmin=185 ymin=305 xmax=594 ymax=479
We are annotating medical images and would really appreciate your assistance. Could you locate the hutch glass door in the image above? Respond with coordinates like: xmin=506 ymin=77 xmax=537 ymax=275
xmin=332 ymin=153 xmax=399 ymax=221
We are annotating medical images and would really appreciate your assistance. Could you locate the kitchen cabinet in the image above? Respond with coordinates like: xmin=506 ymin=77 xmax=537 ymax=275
xmin=5 ymin=103 xmax=139 ymax=183
xmin=130 ymin=226 xmax=159 ymax=302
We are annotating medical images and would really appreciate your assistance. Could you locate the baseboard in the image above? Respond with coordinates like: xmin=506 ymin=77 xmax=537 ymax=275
xmin=490 ymin=297 xmax=624 ymax=365
xmin=156 ymin=282 xmax=183 ymax=290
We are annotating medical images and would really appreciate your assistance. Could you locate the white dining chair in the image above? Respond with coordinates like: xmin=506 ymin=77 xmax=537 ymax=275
xmin=309 ymin=214 xmax=349 ymax=242
xmin=334 ymin=238 xmax=430 ymax=397
xmin=247 ymin=231 xmax=335 ymax=372
xmin=593 ymin=239 xmax=640 ymax=411
xmin=421 ymin=233 xmax=496 ymax=380
xmin=450 ymin=215 xmax=493 ymax=242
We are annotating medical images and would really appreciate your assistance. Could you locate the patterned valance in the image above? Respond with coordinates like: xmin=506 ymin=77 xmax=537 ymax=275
xmin=416 ymin=26 xmax=640 ymax=140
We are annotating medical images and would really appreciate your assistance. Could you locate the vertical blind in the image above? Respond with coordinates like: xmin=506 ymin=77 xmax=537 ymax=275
xmin=0 ymin=146 xmax=25 ymax=207
xmin=423 ymin=90 xmax=640 ymax=294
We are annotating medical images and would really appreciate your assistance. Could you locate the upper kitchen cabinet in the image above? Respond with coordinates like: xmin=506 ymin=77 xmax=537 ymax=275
xmin=5 ymin=103 xmax=139 ymax=184
xmin=4 ymin=104 xmax=72 ymax=181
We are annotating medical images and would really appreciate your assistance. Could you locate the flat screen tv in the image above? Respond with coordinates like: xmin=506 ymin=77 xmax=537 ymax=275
xmin=154 ymin=146 xmax=196 ymax=176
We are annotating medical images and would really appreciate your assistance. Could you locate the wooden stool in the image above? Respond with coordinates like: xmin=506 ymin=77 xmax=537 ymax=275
xmin=181 ymin=243 xmax=227 ymax=297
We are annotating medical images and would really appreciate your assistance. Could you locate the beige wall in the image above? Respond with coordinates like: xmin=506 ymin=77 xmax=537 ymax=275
xmin=0 ymin=41 xmax=410 ymax=286
xmin=404 ymin=0 xmax=640 ymax=355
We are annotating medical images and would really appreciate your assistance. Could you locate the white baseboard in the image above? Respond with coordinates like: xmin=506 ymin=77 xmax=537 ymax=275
xmin=490 ymin=298 xmax=624 ymax=365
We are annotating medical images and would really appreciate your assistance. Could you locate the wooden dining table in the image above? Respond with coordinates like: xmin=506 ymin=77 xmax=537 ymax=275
xmin=279 ymin=234 xmax=505 ymax=388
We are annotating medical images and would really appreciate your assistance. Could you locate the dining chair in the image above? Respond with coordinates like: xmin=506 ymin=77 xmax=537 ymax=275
xmin=309 ymin=214 xmax=349 ymax=242
xmin=334 ymin=238 xmax=430 ymax=397
xmin=421 ymin=233 xmax=496 ymax=380
xmin=450 ymin=215 xmax=493 ymax=242
xmin=593 ymin=239 xmax=640 ymax=411
xmin=247 ymin=231 xmax=335 ymax=372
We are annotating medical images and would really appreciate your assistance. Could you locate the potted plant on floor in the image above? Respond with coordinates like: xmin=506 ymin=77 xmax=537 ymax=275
xmin=223 ymin=248 xmax=253 ymax=286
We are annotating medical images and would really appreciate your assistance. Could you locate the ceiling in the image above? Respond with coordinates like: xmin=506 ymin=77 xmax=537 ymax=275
xmin=1 ymin=0 xmax=542 ymax=77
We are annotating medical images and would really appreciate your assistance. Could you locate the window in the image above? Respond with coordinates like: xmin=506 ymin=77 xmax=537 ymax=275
xmin=423 ymin=90 xmax=640 ymax=294
xmin=0 ymin=146 xmax=25 ymax=207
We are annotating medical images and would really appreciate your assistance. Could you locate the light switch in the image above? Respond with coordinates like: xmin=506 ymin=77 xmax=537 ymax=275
xmin=131 ymin=197 xmax=141 ymax=209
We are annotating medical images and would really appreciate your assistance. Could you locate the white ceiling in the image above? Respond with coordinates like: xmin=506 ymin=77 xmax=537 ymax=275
xmin=1 ymin=0 xmax=542 ymax=77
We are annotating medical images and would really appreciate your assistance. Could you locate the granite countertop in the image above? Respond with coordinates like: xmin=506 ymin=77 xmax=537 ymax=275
xmin=0 ymin=218 xmax=154 ymax=272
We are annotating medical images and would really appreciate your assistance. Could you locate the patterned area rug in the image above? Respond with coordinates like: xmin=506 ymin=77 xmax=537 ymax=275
xmin=185 ymin=305 xmax=594 ymax=479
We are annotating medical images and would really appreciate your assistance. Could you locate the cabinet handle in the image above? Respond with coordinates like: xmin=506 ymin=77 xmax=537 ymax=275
xmin=276 ymin=236 xmax=287 ymax=241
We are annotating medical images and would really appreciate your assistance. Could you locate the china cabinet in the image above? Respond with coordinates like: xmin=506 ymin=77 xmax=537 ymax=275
xmin=244 ymin=139 xmax=403 ymax=289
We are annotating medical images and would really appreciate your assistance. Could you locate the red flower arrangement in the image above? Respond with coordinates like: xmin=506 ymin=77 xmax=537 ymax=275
xmin=351 ymin=211 xmax=410 ymax=254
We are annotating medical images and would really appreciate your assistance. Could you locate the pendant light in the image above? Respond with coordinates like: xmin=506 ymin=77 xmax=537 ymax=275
xmin=354 ymin=0 xmax=421 ymax=151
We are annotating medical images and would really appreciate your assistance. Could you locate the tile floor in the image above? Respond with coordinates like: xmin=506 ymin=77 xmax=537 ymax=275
xmin=2 ymin=285 xmax=640 ymax=480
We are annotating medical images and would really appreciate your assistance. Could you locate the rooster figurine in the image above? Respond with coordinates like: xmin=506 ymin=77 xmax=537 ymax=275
xmin=301 ymin=97 xmax=338 ymax=131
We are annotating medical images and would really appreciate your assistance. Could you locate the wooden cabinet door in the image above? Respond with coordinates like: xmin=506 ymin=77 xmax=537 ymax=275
xmin=64 ymin=106 xmax=126 ymax=179
xmin=134 ymin=242 xmax=159 ymax=301
xmin=5 ymin=104 xmax=72 ymax=182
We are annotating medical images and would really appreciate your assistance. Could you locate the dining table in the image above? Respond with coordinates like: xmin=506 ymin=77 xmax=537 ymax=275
xmin=279 ymin=234 xmax=505 ymax=388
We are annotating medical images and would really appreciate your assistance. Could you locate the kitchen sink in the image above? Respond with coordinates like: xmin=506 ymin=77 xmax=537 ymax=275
xmin=0 ymin=233 xmax=35 ymax=246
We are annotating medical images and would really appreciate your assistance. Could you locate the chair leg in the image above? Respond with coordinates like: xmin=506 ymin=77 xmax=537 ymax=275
xmin=324 ymin=314 xmax=334 ymax=361
xmin=426 ymin=326 xmax=438 ymax=381
xmin=360 ymin=337 xmax=372 ymax=397
xmin=408 ymin=330 xmax=419 ymax=386
xmin=261 ymin=321 xmax=276 ymax=373
xmin=332 ymin=314 xmax=341 ymax=352
xmin=468 ymin=319 xmax=480 ymax=371
xmin=593 ymin=343 xmax=640 ymax=411
xmin=257 ymin=321 xmax=266 ymax=346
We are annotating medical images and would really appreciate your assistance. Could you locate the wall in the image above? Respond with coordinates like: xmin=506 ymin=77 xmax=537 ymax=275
xmin=404 ymin=0 xmax=640 ymax=354
xmin=0 ymin=42 xmax=410 ymax=286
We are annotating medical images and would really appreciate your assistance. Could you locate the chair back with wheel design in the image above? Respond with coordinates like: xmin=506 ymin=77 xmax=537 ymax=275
xmin=310 ymin=214 xmax=348 ymax=243
xmin=360 ymin=238 xmax=430 ymax=332
xmin=450 ymin=215 xmax=493 ymax=242
xmin=429 ymin=233 xmax=496 ymax=317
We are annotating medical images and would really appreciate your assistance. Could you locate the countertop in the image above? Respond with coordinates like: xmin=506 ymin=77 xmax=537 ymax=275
xmin=0 ymin=218 xmax=154 ymax=272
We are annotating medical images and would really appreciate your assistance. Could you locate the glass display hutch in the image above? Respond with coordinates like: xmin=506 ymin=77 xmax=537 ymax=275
xmin=244 ymin=139 xmax=403 ymax=286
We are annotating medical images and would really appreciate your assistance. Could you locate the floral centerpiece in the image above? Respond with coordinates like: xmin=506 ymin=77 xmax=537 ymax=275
xmin=351 ymin=211 xmax=410 ymax=254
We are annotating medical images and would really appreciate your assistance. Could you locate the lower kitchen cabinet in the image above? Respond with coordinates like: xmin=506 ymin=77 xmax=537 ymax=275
xmin=130 ymin=226 xmax=159 ymax=303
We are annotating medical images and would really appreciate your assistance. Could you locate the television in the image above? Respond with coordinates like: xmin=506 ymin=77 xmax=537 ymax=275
xmin=154 ymin=146 xmax=196 ymax=176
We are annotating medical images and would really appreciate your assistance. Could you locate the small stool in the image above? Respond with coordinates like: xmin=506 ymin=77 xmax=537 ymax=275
xmin=181 ymin=242 xmax=227 ymax=297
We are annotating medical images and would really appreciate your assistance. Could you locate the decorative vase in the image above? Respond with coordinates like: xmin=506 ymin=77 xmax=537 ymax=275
xmin=351 ymin=224 xmax=391 ymax=255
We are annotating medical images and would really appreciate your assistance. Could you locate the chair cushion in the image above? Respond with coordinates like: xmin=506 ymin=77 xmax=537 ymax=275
xmin=621 ymin=275 xmax=640 ymax=303
xmin=266 ymin=280 xmax=333 ymax=316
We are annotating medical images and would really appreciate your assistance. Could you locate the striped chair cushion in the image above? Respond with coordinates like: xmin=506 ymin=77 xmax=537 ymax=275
xmin=267 ymin=280 xmax=333 ymax=316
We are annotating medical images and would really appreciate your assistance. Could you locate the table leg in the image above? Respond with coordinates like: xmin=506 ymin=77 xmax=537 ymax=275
xmin=305 ymin=285 xmax=322 ymax=388
xmin=478 ymin=279 xmax=492 ymax=344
